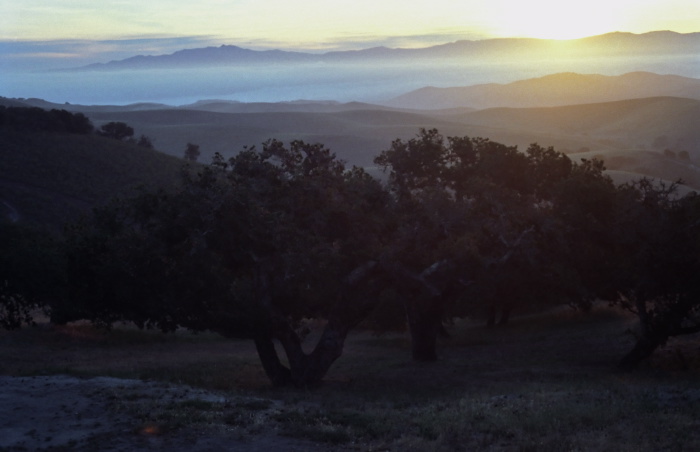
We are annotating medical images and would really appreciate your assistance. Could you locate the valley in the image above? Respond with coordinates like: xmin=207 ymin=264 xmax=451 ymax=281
xmin=5 ymin=72 xmax=698 ymax=193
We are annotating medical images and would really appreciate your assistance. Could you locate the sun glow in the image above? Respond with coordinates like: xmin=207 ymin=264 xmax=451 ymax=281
xmin=489 ymin=0 xmax=637 ymax=40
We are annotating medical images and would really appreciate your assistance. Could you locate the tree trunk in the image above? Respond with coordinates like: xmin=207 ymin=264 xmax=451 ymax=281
xmin=618 ymin=297 xmax=665 ymax=370
xmin=408 ymin=314 xmax=439 ymax=361
xmin=294 ymin=320 xmax=349 ymax=386
xmin=618 ymin=333 xmax=664 ymax=370
xmin=486 ymin=305 xmax=497 ymax=328
xmin=498 ymin=306 xmax=511 ymax=326
xmin=254 ymin=336 xmax=292 ymax=386
xmin=259 ymin=261 xmax=382 ymax=387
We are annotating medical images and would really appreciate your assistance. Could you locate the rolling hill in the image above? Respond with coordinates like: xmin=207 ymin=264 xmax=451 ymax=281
xmin=452 ymin=96 xmax=700 ymax=154
xmin=384 ymin=72 xmax=700 ymax=110
xmin=83 ymin=108 xmax=466 ymax=169
xmin=5 ymin=69 xmax=700 ymax=205
xmin=74 ymin=94 xmax=699 ymax=176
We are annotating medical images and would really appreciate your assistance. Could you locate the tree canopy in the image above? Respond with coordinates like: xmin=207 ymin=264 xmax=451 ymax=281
xmin=97 ymin=121 xmax=134 ymax=141
xmin=4 ymin=128 xmax=700 ymax=386
xmin=0 ymin=106 xmax=93 ymax=134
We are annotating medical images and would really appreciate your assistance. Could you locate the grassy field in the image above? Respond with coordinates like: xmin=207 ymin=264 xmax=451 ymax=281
xmin=2 ymin=306 xmax=700 ymax=451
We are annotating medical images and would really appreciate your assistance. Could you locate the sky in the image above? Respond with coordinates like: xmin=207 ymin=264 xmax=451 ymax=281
xmin=1 ymin=0 xmax=699 ymax=70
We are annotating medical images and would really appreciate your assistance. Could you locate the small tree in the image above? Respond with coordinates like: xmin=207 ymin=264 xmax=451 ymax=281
xmin=184 ymin=143 xmax=201 ymax=162
xmin=137 ymin=135 xmax=154 ymax=149
xmin=98 ymin=122 xmax=134 ymax=141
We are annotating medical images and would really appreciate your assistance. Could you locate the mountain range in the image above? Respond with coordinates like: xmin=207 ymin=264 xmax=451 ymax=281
xmin=72 ymin=31 xmax=700 ymax=71
xmin=12 ymin=71 xmax=700 ymax=112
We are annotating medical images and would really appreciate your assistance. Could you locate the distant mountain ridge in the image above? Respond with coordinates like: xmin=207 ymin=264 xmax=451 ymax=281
xmin=72 ymin=31 xmax=700 ymax=71
xmin=0 ymin=96 xmax=423 ymax=115
xmin=7 ymin=72 xmax=699 ymax=114
xmin=384 ymin=72 xmax=700 ymax=109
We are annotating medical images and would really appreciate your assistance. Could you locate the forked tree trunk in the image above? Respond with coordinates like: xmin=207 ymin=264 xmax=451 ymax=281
xmin=252 ymin=315 xmax=362 ymax=387
xmin=618 ymin=333 xmax=664 ymax=371
xmin=253 ymin=261 xmax=381 ymax=387
xmin=254 ymin=336 xmax=293 ymax=386
xmin=498 ymin=306 xmax=511 ymax=326
xmin=383 ymin=260 xmax=458 ymax=362
xmin=617 ymin=298 xmax=697 ymax=371
xmin=290 ymin=319 xmax=351 ymax=386
xmin=408 ymin=313 xmax=440 ymax=361
xmin=486 ymin=306 xmax=497 ymax=328
xmin=618 ymin=297 xmax=667 ymax=371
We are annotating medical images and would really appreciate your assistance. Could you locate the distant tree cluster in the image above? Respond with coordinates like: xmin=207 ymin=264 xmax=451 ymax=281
xmin=663 ymin=149 xmax=691 ymax=161
xmin=0 ymin=107 xmax=159 ymax=151
xmin=0 ymin=106 xmax=93 ymax=134
xmin=97 ymin=121 xmax=134 ymax=140
xmin=183 ymin=142 xmax=201 ymax=161
xmin=4 ymin=128 xmax=700 ymax=386
xmin=96 ymin=121 xmax=154 ymax=149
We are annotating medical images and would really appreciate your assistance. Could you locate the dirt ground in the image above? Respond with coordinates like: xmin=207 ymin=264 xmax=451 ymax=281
xmin=0 ymin=374 xmax=327 ymax=451
xmin=3 ymin=307 xmax=700 ymax=451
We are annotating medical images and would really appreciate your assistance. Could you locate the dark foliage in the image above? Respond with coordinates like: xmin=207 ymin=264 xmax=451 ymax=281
xmin=0 ymin=106 xmax=93 ymax=134
xmin=184 ymin=142 xmax=201 ymax=161
xmin=373 ymin=129 xmax=599 ymax=359
xmin=59 ymin=140 xmax=390 ymax=386
xmin=4 ymin=127 xmax=700 ymax=385
xmin=137 ymin=134 xmax=155 ymax=149
xmin=97 ymin=121 xmax=134 ymax=141
xmin=0 ymin=221 xmax=64 ymax=328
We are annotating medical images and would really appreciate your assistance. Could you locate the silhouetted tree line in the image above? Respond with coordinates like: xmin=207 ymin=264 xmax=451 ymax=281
xmin=0 ymin=106 xmax=93 ymax=135
xmin=3 ymin=128 xmax=700 ymax=386
xmin=0 ymin=106 xmax=155 ymax=149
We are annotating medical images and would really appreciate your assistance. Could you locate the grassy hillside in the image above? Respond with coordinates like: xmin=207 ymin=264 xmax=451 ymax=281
xmin=569 ymin=147 xmax=700 ymax=191
xmin=0 ymin=129 xmax=184 ymax=228
xmin=6 ymin=92 xmax=698 ymax=198
xmin=452 ymin=97 xmax=700 ymax=157
xmin=85 ymin=108 xmax=473 ymax=168
xmin=385 ymin=72 xmax=700 ymax=110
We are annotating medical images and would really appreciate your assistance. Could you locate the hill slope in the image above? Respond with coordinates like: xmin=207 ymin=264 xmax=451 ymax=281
xmin=84 ymin=108 xmax=472 ymax=168
xmin=80 ymin=96 xmax=700 ymax=175
xmin=451 ymin=96 xmax=700 ymax=155
xmin=0 ymin=129 xmax=184 ymax=228
xmin=385 ymin=72 xmax=700 ymax=109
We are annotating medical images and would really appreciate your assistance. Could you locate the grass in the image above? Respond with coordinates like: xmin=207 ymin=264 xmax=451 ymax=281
xmin=3 ymin=306 xmax=700 ymax=450
xmin=0 ymin=128 xmax=183 ymax=228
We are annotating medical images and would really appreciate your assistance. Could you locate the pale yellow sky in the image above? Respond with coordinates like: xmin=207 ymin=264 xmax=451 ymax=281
xmin=2 ymin=0 xmax=699 ymax=48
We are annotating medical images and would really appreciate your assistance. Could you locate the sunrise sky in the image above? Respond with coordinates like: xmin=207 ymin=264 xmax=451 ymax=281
xmin=0 ymin=0 xmax=697 ymax=74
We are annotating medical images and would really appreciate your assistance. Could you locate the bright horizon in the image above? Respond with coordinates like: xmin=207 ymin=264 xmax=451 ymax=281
xmin=1 ymin=0 xmax=699 ymax=70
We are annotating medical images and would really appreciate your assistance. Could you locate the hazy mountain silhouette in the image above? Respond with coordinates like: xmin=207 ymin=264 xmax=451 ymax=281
xmin=0 ymin=97 xmax=426 ymax=115
xmin=384 ymin=72 xmax=700 ymax=109
xmin=70 ymin=31 xmax=699 ymax=71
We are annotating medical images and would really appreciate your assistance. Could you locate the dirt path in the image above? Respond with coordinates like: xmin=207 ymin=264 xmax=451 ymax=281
xmin=0 ymin=375 xmax=326 ymax=451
